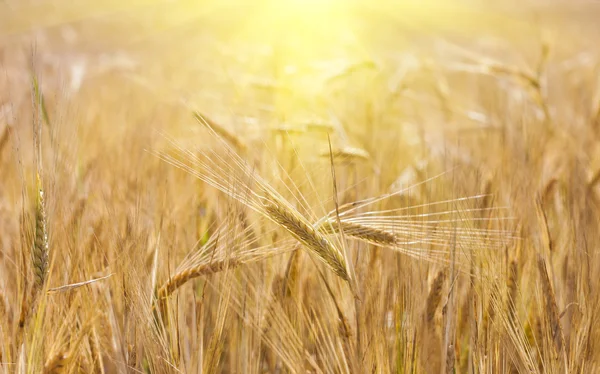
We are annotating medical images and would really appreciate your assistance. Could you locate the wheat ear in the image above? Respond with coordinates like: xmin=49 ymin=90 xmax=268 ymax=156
xmin=425 ymin=270 xmax=446 ymax=323
xmin=506 ymin=259 xmax=518 ymax=316
xmin=32 ymin=172 xmax=49 ymax=296
xmin=157 ymin=258 xmax=239 ymax=299
xmin=193 ymin=111 xmax=247 ymax=151
xmin=319 ymin=221 xmax=397 ymax=246
xmin=537 ymin=255 xmax=566 ymax=355
xmin=264 ymin=202 xmax=349 ymax=281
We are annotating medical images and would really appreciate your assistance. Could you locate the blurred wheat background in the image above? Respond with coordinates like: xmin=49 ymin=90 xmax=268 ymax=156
xmin=1 ymin=0 xmax=600 ymax=373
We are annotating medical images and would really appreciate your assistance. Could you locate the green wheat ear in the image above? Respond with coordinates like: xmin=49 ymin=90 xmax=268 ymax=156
xmin=32 ymin=171 xmax=49 ymax=293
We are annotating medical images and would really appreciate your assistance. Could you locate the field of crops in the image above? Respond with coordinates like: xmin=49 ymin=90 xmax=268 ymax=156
xmin=1 ymin=1 xmax=600 ymax=373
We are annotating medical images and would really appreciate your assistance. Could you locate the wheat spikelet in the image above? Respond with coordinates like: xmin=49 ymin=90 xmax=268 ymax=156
xmin=319 ymin=220 xmax=397 ymax=246
xmin=319 ymin=146 xmax=370 ymax=162
xmin=536 ymin=255 xmax=566 ymax=356
xmin=535 ymin=198 xmax=554 ymax=253
xmin=425 ymin=270 xmax=446 ymax=323
xmin=264 ymin=202 xmax=349 ymax=281
xmin=281 ymin=248 xmax=300 ymax=299
xmin=32 ymin=172 xmax=49 ymax=295
xmin=157 ymin=258 xmax=239 ymax=299
xmin=193 ymin=111 xmax=247 ymax=151
xmin=507 ymin=260 xmax=518 ymax=315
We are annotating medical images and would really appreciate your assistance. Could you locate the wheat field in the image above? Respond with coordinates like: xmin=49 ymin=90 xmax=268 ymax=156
xmin=1 ymin=0 xmax=600 ymax=373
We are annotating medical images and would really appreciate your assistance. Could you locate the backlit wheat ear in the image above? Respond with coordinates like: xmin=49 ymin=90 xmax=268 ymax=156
xmin=157 ymin=258 xmax=239 ymax=299
xmin=319 ymin=221 xmax=396 ymax=247
xmin=193 ymin=111 xmax=247 ymax=152
xmin=155 ymin=218 xmax=296 ymax=304
xmin=318 ymin=146 xmax=370 ymax=162
xmin=32 ymin=172 xmax=49 ymax=295
xmin=264 ymin=202 xmax=349 ymax=281
xmin=315 ymin=188 xmax=515 ymax=268
xmin=43 ymin=319 xmax=94 ymax=374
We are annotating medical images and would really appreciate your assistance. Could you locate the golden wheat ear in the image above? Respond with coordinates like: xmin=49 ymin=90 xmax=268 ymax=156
xmin=319 ymin=221 xmax=397 ymax=247
xmin=193 ymin=111 xmax=247 ymax=151
xmin=157 ymin=258 xmax=239 ymax=300
xmin=425 ymin=270 xmax=446 ymax=324
xmin=264 ymin=201 xmax=349 ymax=281
xmin=536 ymin=255 xmax=566 ymax=356
xmin=154 ymin=214 xmax=295 ymax=306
